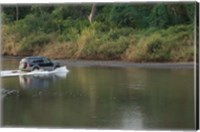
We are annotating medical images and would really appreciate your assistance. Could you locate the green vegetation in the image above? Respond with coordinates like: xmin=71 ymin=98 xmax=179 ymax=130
xmin=1 ymin=3 xmax=196 ymax=62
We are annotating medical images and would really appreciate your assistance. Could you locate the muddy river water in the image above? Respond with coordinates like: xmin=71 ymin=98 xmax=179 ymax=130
xmin=0 ymin=57 xmax=196 ymax=130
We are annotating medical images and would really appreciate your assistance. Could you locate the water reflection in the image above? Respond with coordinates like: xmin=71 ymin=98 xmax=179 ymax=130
xmin=2 ymin=72 xmax=68 ymax=98
xmin=19 ymin=73 xmax=68 ymax=89
xmin=121 ymin=106 xmax=143 ymax=129
xmin=1 ymin=58 xmax=195 ymax=130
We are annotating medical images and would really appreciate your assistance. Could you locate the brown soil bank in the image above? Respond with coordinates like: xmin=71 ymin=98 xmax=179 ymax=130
xmin=2 ymin=56 xmax=195 ymax=69
xmin=58 ymin=59 xmax=195 ymax=69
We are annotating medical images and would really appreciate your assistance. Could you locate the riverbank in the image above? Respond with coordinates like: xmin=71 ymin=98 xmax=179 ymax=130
xmin=2 ymin=24 xmax=194 ymax=62
xmin=59 ymin=59 xmax=195 ymax=69
xmin=2 ymin=56 xmax=195 ymax=69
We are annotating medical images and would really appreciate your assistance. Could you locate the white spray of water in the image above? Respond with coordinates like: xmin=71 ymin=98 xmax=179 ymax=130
xmin=0 ymin=66 xmax=69 ymax=77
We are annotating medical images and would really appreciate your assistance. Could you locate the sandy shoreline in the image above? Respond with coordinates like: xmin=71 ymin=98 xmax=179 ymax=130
xmin=59 ymin=59 xmax=195 ymax=69
xmin=2 ymin=56 xmax=195 ymax=69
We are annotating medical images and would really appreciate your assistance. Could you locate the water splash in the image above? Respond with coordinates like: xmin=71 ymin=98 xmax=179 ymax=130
xmin=0 ymin=66 xmax=69 ymax=77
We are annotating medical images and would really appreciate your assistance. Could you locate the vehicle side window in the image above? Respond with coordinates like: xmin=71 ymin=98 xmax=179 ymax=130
xmin=43 ymin=58 xmax=51 ymax=63
xmin=33 ymin=59 xmax=44 ymax=63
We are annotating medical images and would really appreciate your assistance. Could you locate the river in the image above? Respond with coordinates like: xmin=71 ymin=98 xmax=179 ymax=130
xmin=0 ymin=57 xmax=195 ymax=130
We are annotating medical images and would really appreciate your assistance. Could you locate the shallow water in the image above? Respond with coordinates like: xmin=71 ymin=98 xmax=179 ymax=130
xmin=1 ymin=58 xmax=195 ymax=130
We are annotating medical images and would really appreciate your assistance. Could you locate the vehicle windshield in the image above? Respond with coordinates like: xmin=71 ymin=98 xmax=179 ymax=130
xmin=44 ymin=58 xmax=51 ymax=63
xmin=20 ymin=59 xmax=27 ymax=63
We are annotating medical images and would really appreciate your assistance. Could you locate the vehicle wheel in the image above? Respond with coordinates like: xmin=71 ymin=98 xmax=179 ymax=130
xmin=32 ymin=67 xmax=39 ymax=71
xmin=54 ymin=65 xmax=60 ymax=70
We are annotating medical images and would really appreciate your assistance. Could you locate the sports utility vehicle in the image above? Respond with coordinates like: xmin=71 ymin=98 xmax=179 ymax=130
xmin=19 ymin=56 xmax=60 ymax=71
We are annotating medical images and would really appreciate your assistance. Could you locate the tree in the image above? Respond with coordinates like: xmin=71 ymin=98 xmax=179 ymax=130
xmin=149 ymin=4 xmax=172 ymax=28
xmin=109 ymin=4 xmax=137 ymax=28
xmin=88 ymin=4 xmax=96 ymax=23
xmin=16 ymin=5 xmax=19 ymax=21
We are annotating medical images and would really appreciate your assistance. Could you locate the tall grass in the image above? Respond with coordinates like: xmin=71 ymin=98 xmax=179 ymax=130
xmin=123 ymin=24 xmax=194 ymax=62
xmin=2 ymin=24 xmax=194 ymax=62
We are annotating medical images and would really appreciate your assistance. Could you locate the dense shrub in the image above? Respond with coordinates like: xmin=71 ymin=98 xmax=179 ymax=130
xmin=2 ymin=3 xmax=195 ymax=62
xmin=19 ymin=33 xmax=51 ymax=52
xmin=123 ymin=24 xmax=194 ymax=62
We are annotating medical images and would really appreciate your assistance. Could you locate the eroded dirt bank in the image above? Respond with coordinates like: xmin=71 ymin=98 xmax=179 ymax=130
xmin=58 ymin=59 xmax=195 ymax=69
xmin=2 ymin=56 xmax=195 ymax=69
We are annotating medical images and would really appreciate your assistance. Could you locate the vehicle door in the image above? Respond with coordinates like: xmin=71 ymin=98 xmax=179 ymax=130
xmin=42 ymin=58 xmax=54 ymax=70
xmin=34 ymin=58 xmax=45 ymax=68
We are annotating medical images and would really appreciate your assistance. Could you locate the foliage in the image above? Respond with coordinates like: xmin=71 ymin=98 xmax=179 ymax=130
xmin=19 ymin=33 xmax=51 ymax=52
xmin=123 ymin=24 xmax=194 ymax=62
xmin=1 ymin=3 xmax=196 ymax=62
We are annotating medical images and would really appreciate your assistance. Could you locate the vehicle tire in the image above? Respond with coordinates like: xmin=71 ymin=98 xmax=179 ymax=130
xmin=32 ymin=67 xmax=39 ymax=71
xmin=54 ymin=65 xmax=60 ymax=70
